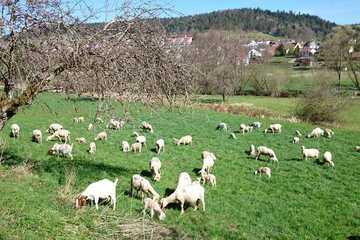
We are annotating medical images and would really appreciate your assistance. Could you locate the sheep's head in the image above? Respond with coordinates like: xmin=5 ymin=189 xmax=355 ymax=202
xmin=75 ymin=195 xmax=87 ymax=209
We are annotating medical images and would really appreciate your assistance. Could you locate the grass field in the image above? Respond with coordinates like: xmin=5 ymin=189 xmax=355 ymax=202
xmin=0 ymin=93 xmax=359 ymax=239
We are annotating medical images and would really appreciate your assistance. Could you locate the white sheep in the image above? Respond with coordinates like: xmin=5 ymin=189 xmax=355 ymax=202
xmin=216 ymin=122 xmax=228 ymax=131
xmin=160 ymin=181 xmax=205 ymax=215
xmin=49 ymin=143 xmax=73 ymax=159
xmin=323 ymin=151 xmax=334 ymax=167
xmin=10 ymin=124 xmax=20 ymax=138
xmin=94 ymin=131 xmax=107 ymax=141
xmin=143 ymin=198 xmax=166 ymax=221
xmin=130 ymin=175 xmax=159 ymax=200
xmin=87 ymin=123 xmax=93 ymax=131
xmin=135 ymin=135 xmax=146 ymax=146
xmin=240 ymin=123 xmax=253 ymax=134
xmin=324 ymin=128 xmax=334 ymax=138
xmin=107 ymin=119 xmax=125 ymax=130
xmin=201 ymin=151 xmax=216 ymax=161
xmin=141 ymin=121 xmax=154 ymax=133
xmin=88 ymin=142 xmax=96 ymax=154
xmin=199 ymin=156 xmax=215 ymax=174
xmin=264 ymin=124 xmax=282 ymax=134
xmin=250 ymin=121 xmax=261 ymax=129
xmin=75 ymin=137 xmax=86 ymax=144
xmin=256 ymin=146 xmax=278 ymax=162
xmin=155 ymin=139 xmax=165 ymax=154
xmin=199 ymin=172 xmax=216 ymax=187
xmin=75 ymin=178 xmax=118 ymax=210
xmin=149 ymin=157 xmax=161 ymax=181
xmin=32 ymin=129 xmax=42 ymax=143
xmin=46 ymin=129 xmax=71 ymax=143
xmin=47 ymin=123 xmax=63 ymax=134
xmin=122 ymin=141 xmax=130 ymax=152
xmin=306 ymin=127 xmax=324 ymax=138
xmin=301 ymin=146 xmax=320 ymax=160
xmin=173 ymin=135 xmax=192 ymax=146
xmin=131 ymin=142 xmax=142 ymax=153
xmin=254 ymin=167 xmax=271 ymax=178
xmin=293 ymin=136 xmax=300 ymax=144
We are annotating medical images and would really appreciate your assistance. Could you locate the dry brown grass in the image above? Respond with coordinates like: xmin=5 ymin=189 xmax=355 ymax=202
xmin=9 ymin=160 xmax=35 ymax=180
xmin=57 ymin=166 xmax=77 ymax=205
xmin=196 ymin=103 xmax=274 ymax=118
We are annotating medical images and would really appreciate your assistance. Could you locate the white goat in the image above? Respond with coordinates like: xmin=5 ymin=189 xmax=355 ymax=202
xmin=149 ymin=157 xmax=161 ymax=181
xmin=199 ymin=172 xmax=216 ymax=187
xmin=250 ymin=121 xmax=262 ymax=129
xmin=173 ymin=135 xmax=192 ymax=146
xmin=46 ymin=129 xmax=71 ymax=143
xmin=135 ymin=135 xmax=146 ymax=146
xmin=88 ymin=142 xmax=96 ymax=154
xmin=307 ymin=127 xmax=324 ymax=138
xmin=199 ymin=156 xmax=215 ymax=174
xmin=143 ymin=198 xmax=166 ymax=221
xmin=10 ymin=124 xmax=20 ymax=138
xmin=49 ymin=143 xmax=73 ymax=159
xmin=264 ymin=124 xmax=282 ymax=134
xmin=254 ymin=167 xmax=271 ymax=178
xmin=131 ymin=175 xmax=159 ymax=200
xmin=240 ymin=124 xmax=253 ymax=134
xmin=256 ymin=146 xmax=278 ymax=162
xmin=107 ymin=119 xmax=125 ymax=130
xmin=301 ymin=146 xmax=320 ymax=160
xmin=47 ymin=123 xmax=63 ymax=134
xmin=201 ymin=151 xmax=216 ymax=161
xmin=131 ymin=142 xmax=142 ymax=153
xmin=155 ymin=139 xmax=165 ymax=154
xmin=122 ymin=141 xmax=130 ymax=152
xmin=94 ymin=131 xmax=107 ymax=141
xmin=323 ymin=151 xmax=334 ymax=167
xmin=141 ymin=121 xmax=154 ymax=133
xmin=32 ymin=129 xmax=42 ymax=143
xmin=75 ymin=178 xmax=118 ymax=210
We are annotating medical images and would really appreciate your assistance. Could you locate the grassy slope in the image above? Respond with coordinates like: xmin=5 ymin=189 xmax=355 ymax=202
xmin=0 ymin=93 xmax=359 ymax=239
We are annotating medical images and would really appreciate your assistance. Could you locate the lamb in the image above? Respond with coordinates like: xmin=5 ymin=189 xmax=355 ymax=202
xmin=199 ymin=156 xmax=215 ymax=174
xmin=107 ymin=119 xmax=125 ymax=130
xmin=324 ymin=128 xmax=334 ymax=138
xmin=88 ymin=142 xmax=96 ymax=154
xmin=155 ymin=139 xmax=165 ymax=154
xmin=240 ymin=124 xmax=253 ymax=134
xmin=47 ymin=123 xmax=63 ymax=134
xmin=141 ymin=121 xmax=154 ymax=133
xmin=46 ymin=129 xmax=71 ymax=143
xmin=173 ymin=135 xmax=192 ymax=146
xmin=75 ymin=178 xmax=118 ymax=210
xmin=323 ymin=151 xmax=334 ymax=167
xmin=250 ymin=121 xmax=261 ymax=129
xmin=32 ymin=129 xmax=42 ymax=143
xmin=149 ymin=157 xmax=161 ymax=181
xmin=75 ymin=137 xmax=86 ymax=144
xmin=254 ymin=167 xmax=271 ymax=178
xmin=249 ymin=144 xmax=257 ymax=157
xmin=216 ymin=122 xmax=228 ymax=131
xmin=295 ymin=130 xmax=302 ymax=137
xmin=306 ymin=127 xmax=324 ymax=138
xmin=255 ymin=146 xmax=278 ymax=162
xmin=49 ymin=143 xmax=74 ymax=159
xmin=94 ymin=131 xmax=107 ymax=141
xmin=201 ymin=151 xmax=216 ymax=161
xmin=160 ymin=181 xmax=205 ymax=215
xmin=73 ymin=117 xmax=84 ymax=123
xmin=293 ymin=136 xmax=300 ymax=144
xmin=131 ymin=142 xmax=142 ymax=153
xmin=264 ymin=124 xmax=282 ymax=134
xmin=135 ymin=135 xmax=146 ymax=146
xmin=130 ymin=175 xmax=159 ymax=200
xmin=87 ymin=123 xmax=93 ymax=131
xmin=301 ymin=146 xmax=320 ymax=160
xmin=199 ymin=172 xmax=216 ymax=187
xmin=143 ymin=198 xmax=166 ymax=221
xmin=10 ymin=124 xmax=20 ymax=138
xmin=122 ymin=141 xmax=130 ymax=152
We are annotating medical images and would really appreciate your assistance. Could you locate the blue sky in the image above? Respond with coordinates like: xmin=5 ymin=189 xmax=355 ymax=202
xmin=164 ymin=0 xmax=359 ymax=24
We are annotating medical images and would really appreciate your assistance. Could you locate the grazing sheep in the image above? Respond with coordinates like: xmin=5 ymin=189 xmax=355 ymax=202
xmin=250 ymin=121 xmax=261 ymax=129
xmin=199 ymin=172 xmax=216 ymax=187
xmin=75 ymin=137 xmax=86 ymax=144
xmin=10 ymin=124 xmax=20 ymax=138
xmin=47 ymin=123 xmax=63 ymax=134
xmin=306 ymin=127 xmax=324 ymax=138
xmin=88 ymin=142 xmax=96 ymax=154
xmin=323 ymin=151 xmax=334 ymax=167
xmin=141 ymin=121 xmax=154 ymax=133
xmin=264 ymin=124 xmax=282 ymax=134
xmin=293 ymin=136 xmax=300 ymax=144
xmin=149 ymin=157 xmax=161 ymax=181
xmin=173 ymin=135 xmax=192 ymax=146
xmin=75 ymin=178 xmax=118 ymax=210
xmin=143 ymin=198 xmax=166 ymax=221
xmin=94 ymin=131 xmax=107 ymax=141
xmin=32 ymin=129 xmax=42 ymax=143
xmin=107 ymin=119 xmax=124 ymax=130
xmin=155 ymin=139 xmax=165 ymax=154
xmin=229 ymin=132 xmax=237 ymax=139
xmin=135 ymin=135 xmax=146 ymax=146
xmin=216 ymin=122 xmax=228 ymax=131
xmin=301 ymin=146 xmax=320 ymax=160
xmin=131 ymin=142 xmax=142 ymax=153
xmin=324 ymin=128 xmax=334 ymax=138
xmin=95 ymin=117 xmax=104 ymax=123
xmin=73 ymin=117 xmax=84 ymax=123
xmin=49 ymin=143 xmax=74 ymax=159
xmin=356 ymin=146 xmax=360 ymax=152
xmin=122 ymin=141 xmax=130 ymax=152
xmin=201 ymin=151 xmax=216 ymax=161
xmin=199 ymin=156 xmax=215 ymax=174
xmin=240 ymin=124 xmax=253 ymax=134
xmin=88 ymin=123 xmax=93 ymax=131
xmin=46 ymin=129 xmax=71 ymax=143
xmin=295 ymin=130 xmax=302 ymax=137
xmin=160 ymin=181 xmax=205 ymax=215
xmin=249 ymin=144 xmax=257 ymax=157
xmin=254 ymin=167 xmax=271 ymax=178
xmin=130 ymin=175 xmax=159 ymax=200
xmin=256 ymin=146 xmax=278 ymax=162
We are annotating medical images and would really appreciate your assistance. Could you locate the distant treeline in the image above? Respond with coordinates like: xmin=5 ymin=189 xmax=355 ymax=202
xmin=161 ymin=8 xmax=337 ymax=40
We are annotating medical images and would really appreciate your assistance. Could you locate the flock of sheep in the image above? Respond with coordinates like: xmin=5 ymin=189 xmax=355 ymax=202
xmin=7 ymin=116 xmax=360 ymax=221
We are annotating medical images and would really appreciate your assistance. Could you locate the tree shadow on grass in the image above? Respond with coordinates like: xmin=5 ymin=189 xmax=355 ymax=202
xmin=194 ymin=98 xmax=223 ymax=104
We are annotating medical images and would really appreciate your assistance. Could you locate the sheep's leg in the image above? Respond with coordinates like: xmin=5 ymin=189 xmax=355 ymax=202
xmin=201 ymin=197 xmax=206 ymax=211
xmin=112 ymin=196 xmax=116 ymax=210
xmin=255 ymin=153 xmax=260 ymax=161
xmin=180 ymin=202 xmax=185 ymax=215
xmin=94 ymin=197 xmax=99 ymax=210
xmin=150 ymin=209 xmax=154 ymax=219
